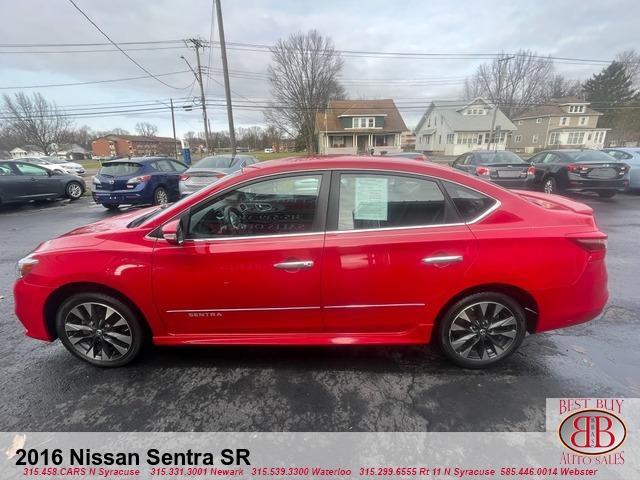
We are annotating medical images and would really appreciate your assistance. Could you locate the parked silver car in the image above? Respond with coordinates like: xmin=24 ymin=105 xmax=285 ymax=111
xmin=602 ymin=147 xmax=640 ymax=191
xmin=179 ymin=154 xmax=258 ymax=196
xmin=43 ymin=157 xmax=86 ymax=175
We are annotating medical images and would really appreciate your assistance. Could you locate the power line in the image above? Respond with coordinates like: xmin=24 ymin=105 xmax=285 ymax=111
xmin=0 ymin=39 xmax=186 ymax=47
xmin=0 ymin=70 xmax=191 ymax=90
xmin=65 ymin=0 xmax=189 ymax=90
xmin=0 ymin=46 xmax=191 ymax=54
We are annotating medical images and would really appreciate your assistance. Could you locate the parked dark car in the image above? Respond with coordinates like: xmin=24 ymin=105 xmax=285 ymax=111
xmin=389 ymin=152 xmax=430 ymax=161
xmin=179 ymin=154 xmax=258 ymax=196
xmin=0 ymin=160 xmax=85 ymax=206
xmin=92 ymin=157 xmax=187 ymax=210
xmin=451 ymin=150 xmax=533 ymax=188
xmin=527 ymin=149 xmax=629 ymax=198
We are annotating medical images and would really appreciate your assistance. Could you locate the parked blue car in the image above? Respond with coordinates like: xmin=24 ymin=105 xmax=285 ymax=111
xmin=92 ymin=157 xmax=187 ymax=209
xmin=602 ymin=147 xmax=640 ymax=191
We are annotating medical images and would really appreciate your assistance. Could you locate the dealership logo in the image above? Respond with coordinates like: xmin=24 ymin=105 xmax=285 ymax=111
xmin=559 ymin=409 xmax=627 ymax=455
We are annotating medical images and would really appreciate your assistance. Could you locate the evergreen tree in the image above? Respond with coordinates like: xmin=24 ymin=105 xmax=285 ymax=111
xmin=584 ymin=61 xmax=637 ymax=108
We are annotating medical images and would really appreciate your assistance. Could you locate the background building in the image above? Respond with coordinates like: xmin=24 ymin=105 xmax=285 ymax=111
xmin=92 ymin=134 xmax=179 ymax=158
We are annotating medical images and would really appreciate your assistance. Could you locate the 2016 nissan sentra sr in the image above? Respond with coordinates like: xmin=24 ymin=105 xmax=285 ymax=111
xmin=14 ymin=156 xmax=609 ymax=368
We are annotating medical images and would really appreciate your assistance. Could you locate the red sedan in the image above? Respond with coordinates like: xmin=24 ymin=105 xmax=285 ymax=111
xmin=14 ymin=156 xmax=608 ymax=368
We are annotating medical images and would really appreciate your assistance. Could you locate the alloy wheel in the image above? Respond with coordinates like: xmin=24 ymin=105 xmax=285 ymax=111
xmin=448 ymin=301 xmax=519 ymax=361
xmin=64 ymin=302 xmax=133 ymax=362
xmin=67 ymin=182 xmax=82 ymax=199
xmin=544 ymin=179 xmax=554 ymax=194
xmin=155 ymin=188 xmax=168 ymax=205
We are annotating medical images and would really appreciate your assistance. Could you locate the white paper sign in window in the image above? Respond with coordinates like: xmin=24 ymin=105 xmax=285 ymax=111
xmin=354 ymin=177 xmax=388 ymax=221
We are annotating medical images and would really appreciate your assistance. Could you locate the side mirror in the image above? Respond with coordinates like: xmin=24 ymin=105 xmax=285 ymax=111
xmin=161 ymin=219 xmax=185 ymax=245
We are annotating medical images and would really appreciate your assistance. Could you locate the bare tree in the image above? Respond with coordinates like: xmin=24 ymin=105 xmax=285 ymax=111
xmin=615 ymin=49 xmax=640 ymax=90
xmin=2 ymin=92 xmax=72 ymax=155
xmin=135 ymin=122 xmax=158 ymax=137
xmin=264 ymin=30 xmax=345 ymax=153
xmin=463 ymin=50 xmax=555 ymax=117
xmin=545 ymin=74 xmax=583 ymax=99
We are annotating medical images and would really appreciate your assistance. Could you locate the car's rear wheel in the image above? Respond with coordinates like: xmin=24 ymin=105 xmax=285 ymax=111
xmin=65 ymin=181 xmax=83 ymax=200
xmin=543 ymin=176 xmax=558 ymax=194
xmin=596 ymin=190 xmax=617 ymax=198
xmin=56 ymin=293 xmax=144 ymax=367
xmin=153 ymin=186 xmax=169 ymax=205
xmin=438 ymin=292 xmax=527 ymax=368
xmin=102 ymin=203 xmax=119 ymax=210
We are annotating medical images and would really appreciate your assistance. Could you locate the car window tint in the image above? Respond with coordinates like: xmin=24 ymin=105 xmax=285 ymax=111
xmin=170 ymin=160 xmax=187 ymax=172
xmin=338 ymin=173 xmax=446 ymax=231
xmin=99 ymin=162 xmax=141 ymax=176
xmin=443 ymin=181 xmax=497 ymax=222
xmin=155 ymin=160 xmax=175 ymax=172
xmin=567 ymin=150 xmax=624 ymax=163
xmin=0 ymin=164 xmax=13 ymax=175
xmin=187 ymin=174 xmax=322 ymax=238
xmin=14 ymin=163 xmax=49 ymax=176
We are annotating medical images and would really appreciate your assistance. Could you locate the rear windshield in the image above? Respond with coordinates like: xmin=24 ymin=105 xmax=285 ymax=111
xmin=565 ymin=150 xmax=618 ymax=163
xmin=195 ymin=156 xmax=237 ymax=168
xmin=99 ymin=162 xmax=141 ymax=175
xmin=474 ymin=151 xmax=525 ymax=164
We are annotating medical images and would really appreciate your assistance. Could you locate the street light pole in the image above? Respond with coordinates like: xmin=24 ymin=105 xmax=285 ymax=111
xmin=488 ymin=55 xmax=514 ymax=151
xmin=215 ymin=0 xmax=236 ymax=156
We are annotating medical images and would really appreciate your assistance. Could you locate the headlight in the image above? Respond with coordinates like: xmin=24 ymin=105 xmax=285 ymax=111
xmin=17 ymin=255 xmax=39 ymax=278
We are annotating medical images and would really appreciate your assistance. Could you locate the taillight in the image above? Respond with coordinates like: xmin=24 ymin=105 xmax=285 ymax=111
xmin=127 ymin=174 xmax=151 ymax=185
xmin=566 ymin=164 xmax=588 ymax=174
xmin=475 ymin=166 xmax=490 ymax=176
xmin=571 ymin=236 xmax=607 ymax=260
xmin=179 ymin=174 xmax=190 ymax=181
xmin=527 ymin=166 xmax=536 ymax=176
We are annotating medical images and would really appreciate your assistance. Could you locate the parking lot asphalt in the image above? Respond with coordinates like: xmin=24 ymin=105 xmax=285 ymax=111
xmin=0 ymin=193 xmax=639 ymax=432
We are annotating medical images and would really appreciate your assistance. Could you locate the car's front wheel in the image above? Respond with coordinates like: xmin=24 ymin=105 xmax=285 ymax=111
xmin=65 ymin=181 xmax=83 ymax=200
xmin=56 ymin=293 xmax=144 ymax=367
xmin=438 ymin=292 xmax=527 ymax=368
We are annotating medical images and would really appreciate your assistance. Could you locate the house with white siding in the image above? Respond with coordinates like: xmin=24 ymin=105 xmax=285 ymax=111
xmin=414 ymin=98 xmax=516 ymax=155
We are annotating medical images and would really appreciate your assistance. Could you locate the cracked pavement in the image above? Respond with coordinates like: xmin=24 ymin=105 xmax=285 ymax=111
xmin=0 ymin=194 xmax=638 ymax=431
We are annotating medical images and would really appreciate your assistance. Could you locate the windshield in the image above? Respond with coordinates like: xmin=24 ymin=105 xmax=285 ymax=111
xmin=474 ymin=151 xmax=525 ymax=164
xmin=99 ymin=162 xmax=142 ymax=176
xmin=565 ymin=150 xmax=621 ymax=163
xmin=195 ymin=156 xmax=237 ymax=169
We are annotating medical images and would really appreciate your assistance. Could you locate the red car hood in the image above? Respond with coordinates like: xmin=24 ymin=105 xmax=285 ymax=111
xmin=34 ymin=207 xmax=157 ymax=254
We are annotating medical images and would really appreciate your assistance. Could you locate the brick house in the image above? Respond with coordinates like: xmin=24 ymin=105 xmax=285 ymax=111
xmin=316 ymin=99 xmax=407 ymax=155
xmin=91 ymin=135 xmax=179 ymax=158
xmin=508 ymin=97 xmax=609 ymax=152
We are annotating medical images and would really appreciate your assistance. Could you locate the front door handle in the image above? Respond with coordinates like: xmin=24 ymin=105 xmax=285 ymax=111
xmin=422 ymin=255 xmax=463 ymax=265
xmin=274 ymin=260 xmax=314 ymax=270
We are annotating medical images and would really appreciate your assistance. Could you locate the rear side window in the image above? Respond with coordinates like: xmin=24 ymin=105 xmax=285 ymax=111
xmin=443 ymin=181 xmax=497 ymax=222
xmin=153 ymin=160 xmax=175 ymax=172
xmin=0 ymin=164 xmax=13 ymax=175
xmin=338 ymin=173 xmax=446 ymax=231
xmin=99 ymin=162 xmax=141 ymax=176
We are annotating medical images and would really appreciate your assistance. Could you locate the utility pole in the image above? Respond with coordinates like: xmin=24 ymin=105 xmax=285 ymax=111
xmin=170 ymin=98 xmax=178 ymax=159
xmin=182 ymin=39 xmax=210 ymax=153
xmin=215 ymin=0 xmax=236 ymax=156
xmin=488 ymin=55 xmax=514 ymax=151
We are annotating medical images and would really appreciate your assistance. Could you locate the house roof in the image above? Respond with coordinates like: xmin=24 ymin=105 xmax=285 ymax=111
xmin=415 ymin=98 xmax=517 ymax=133
xmin=514 ymin=99 xmax=602 ymax=120
xmin=315 ymin=99 xmax=407 ymax=133
xmin=552 ymin=96 xmax=587 ymax=104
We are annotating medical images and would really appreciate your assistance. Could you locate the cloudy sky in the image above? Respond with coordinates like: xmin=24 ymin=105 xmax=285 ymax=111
xmin=2 ymin=0 xmax=639 ymax=137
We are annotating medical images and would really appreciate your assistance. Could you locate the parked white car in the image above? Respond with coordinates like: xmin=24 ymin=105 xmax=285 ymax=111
xmin=264 ymin=147 xmax=274 ymax=153
xmin=42 ymin=157 xmax=86 ymax=175
xmin=20 ymin=157 xmax=69 ymax=174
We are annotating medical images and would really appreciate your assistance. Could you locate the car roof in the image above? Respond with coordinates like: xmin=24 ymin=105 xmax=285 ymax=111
xmin=103 ymin=157 xmax=177 ymax=165
xmin=604 ymin=147 xmax=640 ymax=152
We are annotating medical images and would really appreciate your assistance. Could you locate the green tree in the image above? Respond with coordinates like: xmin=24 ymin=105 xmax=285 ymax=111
xmin=584 ymin=61 xmax=637 ymax=108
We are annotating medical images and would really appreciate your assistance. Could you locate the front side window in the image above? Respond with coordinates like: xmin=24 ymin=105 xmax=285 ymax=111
xmin=14 ymin=163 xmax=48 ymax=176
xmin=442 ymin=181 xmax=497 ymax=222
xmin=337 ymin=173 xmax=446 ymax=231
xmin=187 ymin=174 xmax=323 ymax=239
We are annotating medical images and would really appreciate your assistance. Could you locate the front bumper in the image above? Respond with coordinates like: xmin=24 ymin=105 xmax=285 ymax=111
xmin=14 ymin=278 xmax=55 ymax=341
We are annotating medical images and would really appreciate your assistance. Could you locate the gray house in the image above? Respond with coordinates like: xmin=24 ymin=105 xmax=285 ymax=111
xmin=414 ymin=98 xmax=516 ymax=155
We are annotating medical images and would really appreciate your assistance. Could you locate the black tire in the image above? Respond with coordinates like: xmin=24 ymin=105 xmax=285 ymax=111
xmin=65 ymin=181 xmax=83 ymax=200
xmin=597 ymin=190 xmax=616 ymax=198
xmin=153 ymin=186 xmax=169 ymax=205
xmin=542 ymin=176 xmax=558 ymax=194
xmin=438 ymin=292 xmax=527 ymax=369
xmin=55 ymin=292 xmax=144 ymax=367
xmin=102 ymin=203 xmax=119 ymax=210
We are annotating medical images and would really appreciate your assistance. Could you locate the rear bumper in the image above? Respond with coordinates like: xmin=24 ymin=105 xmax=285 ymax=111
xmin=178 ymin=182 xmax=206 ymax=196
xmin=14 ymin=278 xmax=55 ymax=341
xmin=92 ymin=186 xmax=152 ymax=205
xmin=566 ymin=178 xmax=628 ymax=192
xmin=534 ymin=258 xmax=608 ymax=333
xmin=490 ymin=177 xmax=530 ymax=189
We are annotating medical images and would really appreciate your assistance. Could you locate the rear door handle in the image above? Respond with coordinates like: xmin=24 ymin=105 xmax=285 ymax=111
xmin=422 ymin=255 xmax=463 ymax=265
xmin=274 ymin=260 xmax=314 ymax=270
